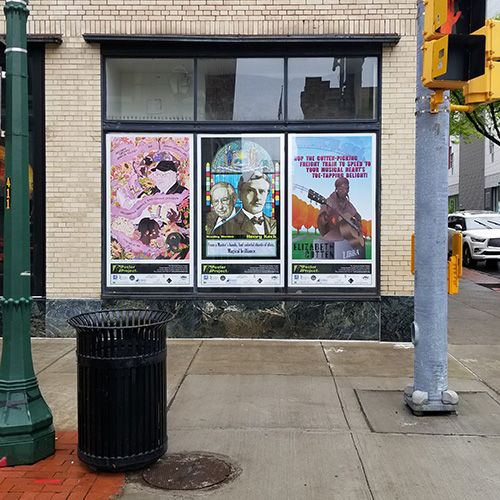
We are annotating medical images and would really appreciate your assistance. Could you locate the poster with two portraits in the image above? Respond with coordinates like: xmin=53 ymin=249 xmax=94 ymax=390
xmin=106 ymin=133 xmax=375 ymax=290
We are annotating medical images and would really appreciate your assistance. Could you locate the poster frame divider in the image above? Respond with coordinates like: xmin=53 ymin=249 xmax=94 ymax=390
xmin=284 ymin=133 xmax=289 ymax=289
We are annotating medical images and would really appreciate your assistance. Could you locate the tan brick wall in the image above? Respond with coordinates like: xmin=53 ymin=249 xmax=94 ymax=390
xmin=381 ymin=37 xmax=416 ymax=296
xmin=44 ymin=39 xmax=102 ymax=298
xmin=0 ymin=1 xmax=417 ymax=298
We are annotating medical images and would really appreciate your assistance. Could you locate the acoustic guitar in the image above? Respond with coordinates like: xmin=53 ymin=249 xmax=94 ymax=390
xmin=295 ymin=184 xmax=365 ymax=249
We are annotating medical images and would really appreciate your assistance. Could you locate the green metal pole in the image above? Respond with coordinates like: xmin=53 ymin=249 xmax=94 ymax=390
xmin=0 ymin=0 xmax=55 ymax=464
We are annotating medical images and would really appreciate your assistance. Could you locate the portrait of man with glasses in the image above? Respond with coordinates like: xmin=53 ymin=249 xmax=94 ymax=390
xmin=206 ymin=181 xmax=238 ymax=234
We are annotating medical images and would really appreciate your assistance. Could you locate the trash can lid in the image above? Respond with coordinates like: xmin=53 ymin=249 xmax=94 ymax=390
xmin=67 ymin=309 xmax=173 ymax=330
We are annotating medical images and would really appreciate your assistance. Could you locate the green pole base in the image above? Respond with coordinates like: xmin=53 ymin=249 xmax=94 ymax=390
xmin=0 ymin=379 xmax=56 ymax=465
xmin=0 ymin=425 xmax=55 ymax=466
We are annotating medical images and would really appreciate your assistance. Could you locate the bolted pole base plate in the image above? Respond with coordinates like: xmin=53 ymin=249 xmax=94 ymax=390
xmin=404 ymin=386 xmax=459 ymax=416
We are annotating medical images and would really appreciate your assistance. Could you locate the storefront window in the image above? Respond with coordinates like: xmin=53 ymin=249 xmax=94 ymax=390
xmin=0 ymin=43 xmax=45 ymax=297
xmin=103 ymin=47 xmax=380 ymax=295
xmin=106 ymin=58 xmax=194 ymax=121
xmin=197 ymin=58 xmax=284 ymax=121
xmin=288 ymin=57 xmax=378 ymax=120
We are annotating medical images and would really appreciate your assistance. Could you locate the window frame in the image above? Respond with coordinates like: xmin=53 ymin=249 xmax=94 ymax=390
xmin=99 ymin=38 xmax=385 ymax=300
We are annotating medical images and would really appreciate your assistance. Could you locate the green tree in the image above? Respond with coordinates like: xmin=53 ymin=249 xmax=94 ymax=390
xmin=450 ymin=90 xmax=500 ymax=146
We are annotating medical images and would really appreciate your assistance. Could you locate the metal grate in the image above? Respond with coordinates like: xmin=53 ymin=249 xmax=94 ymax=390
xmin=142 ymin=452 xmax=241 ymax=490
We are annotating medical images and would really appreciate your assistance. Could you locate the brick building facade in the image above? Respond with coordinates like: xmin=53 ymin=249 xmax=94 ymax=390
xmin=0 ymin=0 xmax=417 ymax=340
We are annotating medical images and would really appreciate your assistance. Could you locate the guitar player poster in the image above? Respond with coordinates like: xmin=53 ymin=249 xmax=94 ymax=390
xmin=198 ymin=134 xmax=285 ymax=288
xmin=288 ymin=133 xmax=376 ymax=288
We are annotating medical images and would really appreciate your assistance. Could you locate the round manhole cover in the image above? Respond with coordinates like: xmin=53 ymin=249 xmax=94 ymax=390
xmin=142 ymin=452 xmax=240 ymax=491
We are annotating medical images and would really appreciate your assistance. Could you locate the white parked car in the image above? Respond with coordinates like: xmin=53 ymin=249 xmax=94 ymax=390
xmin=448 ymin=211 xmax=500 ymax=268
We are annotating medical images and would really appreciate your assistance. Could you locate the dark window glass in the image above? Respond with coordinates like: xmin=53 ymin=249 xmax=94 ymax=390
xmin=0 ymin=44 xmax=45 ymax=296
xmin=288 ymin=57 xmax=378 ymax=120
xmin=197 ymin=58 xmax=284 ymax=121
xmin=106 ymin=58 xmax=194 ymax=121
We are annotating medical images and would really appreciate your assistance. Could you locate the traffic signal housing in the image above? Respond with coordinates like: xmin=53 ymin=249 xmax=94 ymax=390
xmin=464 ymin=20 xmax=500 ymax=104
xmin=451 ymin=232 xmax=463 ymax=278
xmin=422 ymin=0 xmax=486 ymax=90
xmin=448 ymin=255 xmax=460 ymax=295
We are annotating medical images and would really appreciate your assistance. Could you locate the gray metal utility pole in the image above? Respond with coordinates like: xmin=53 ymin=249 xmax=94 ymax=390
xmin=404 ymin=0 xmax=459 ymax=414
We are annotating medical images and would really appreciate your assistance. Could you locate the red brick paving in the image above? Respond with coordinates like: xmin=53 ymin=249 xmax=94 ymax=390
xmin=462 ymin=266 xmax=500 ymax=286
xmin=0 ymin=432 xmax=125 ymax=500
xmin=460 ymin=267 xmax=500 ymax=292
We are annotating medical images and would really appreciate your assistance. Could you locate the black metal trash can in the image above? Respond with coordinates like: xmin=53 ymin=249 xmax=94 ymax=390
xmin=68 ymin=309 xmax=171 ymax=472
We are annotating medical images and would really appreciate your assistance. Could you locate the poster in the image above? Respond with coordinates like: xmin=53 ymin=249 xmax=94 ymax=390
xmin=198 ymin=134 xmax=284 ymax=287
xmin=106 ymin=134 xmax=193 ymax=287
xmin=288 ymin=133 xmax=376 ymax=288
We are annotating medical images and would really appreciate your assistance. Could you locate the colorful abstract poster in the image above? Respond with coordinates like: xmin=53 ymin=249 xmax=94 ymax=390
xmin=288 ymin=133 xmax=376 ymax=288
xmin=106 ymin=134 xmax=193 ymax=287
xmin=198 ymin=134 xmax=284 ymax=288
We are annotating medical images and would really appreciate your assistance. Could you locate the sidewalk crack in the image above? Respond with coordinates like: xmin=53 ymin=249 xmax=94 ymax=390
xmin=320 ymin=342 xmax=375 ymax=500
xmin=35 ymin=343 xmax=76 ymax=375
xmin=167 ymin=339 xmax=203 ymax=411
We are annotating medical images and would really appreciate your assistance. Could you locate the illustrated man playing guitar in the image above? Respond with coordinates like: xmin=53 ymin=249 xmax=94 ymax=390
xmin=316 ymin=176 xmax=363 ymax=247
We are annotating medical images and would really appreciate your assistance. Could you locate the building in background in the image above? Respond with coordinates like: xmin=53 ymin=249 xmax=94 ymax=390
xmin=447 ymin=1 xmax=500 ymax=213
xmin=448 ymin=140 xmax=460 ymax=213
xmin=485 ymin=139 xmax=500 ymax=211
xmin=448 ymin=137 xmax=500 ymax=213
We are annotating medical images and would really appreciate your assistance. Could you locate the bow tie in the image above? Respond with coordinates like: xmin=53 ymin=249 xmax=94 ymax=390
xmin=251 ymin=216 xmax=265 ymax=225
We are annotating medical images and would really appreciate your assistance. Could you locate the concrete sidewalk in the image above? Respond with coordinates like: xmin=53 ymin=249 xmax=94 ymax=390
xmin=2 ymin=272 xmax=500 ymax=499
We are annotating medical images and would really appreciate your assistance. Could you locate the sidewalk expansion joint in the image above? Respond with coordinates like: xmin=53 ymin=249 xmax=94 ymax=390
xmin=448 ymin=353 xmax=500 ymax=402
xmin=35 ymin=345 xmax=76 ymax=376
xmin=167 ymin=339 xmax=203 ymax=412
xmin=320 ymin=341 xmax=375 ymax=500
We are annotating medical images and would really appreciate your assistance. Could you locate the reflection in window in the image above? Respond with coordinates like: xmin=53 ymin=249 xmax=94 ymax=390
xmin=288 ymin=57 xmax=378 ymax=120
xmin=197 ymin=59 xmax=284 ymax=121
xmin=106 ymin=59 xmax=194 ymax=121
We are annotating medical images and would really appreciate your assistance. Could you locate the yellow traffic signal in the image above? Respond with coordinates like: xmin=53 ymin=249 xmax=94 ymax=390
xmin=422 ymin=0 xmax=486 ymax=90
xmin=423 ymin=0 xmax=448 ymax=41
xmin=422 ymin=36 xmax=474 ymax=90
xmin=411 ymin=233 xmax=415 ymax=274
xmin=448 ymin=255 xmax=460 ymax=295
xmin=464 ymin=20 xmax=500 ymax=104
xmin=451 ymin=232 xmax=463 ymax=277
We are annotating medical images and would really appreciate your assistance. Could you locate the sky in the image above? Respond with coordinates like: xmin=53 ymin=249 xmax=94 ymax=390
xmin=488 ymin=0 xmax=500 ymax=16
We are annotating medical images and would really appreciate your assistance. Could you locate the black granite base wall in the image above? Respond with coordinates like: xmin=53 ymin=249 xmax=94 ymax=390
xmin=0 ymin=296 xmax=414 ymax=341
xmin=380 ymin=296 xmax=413 ymax=342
